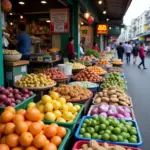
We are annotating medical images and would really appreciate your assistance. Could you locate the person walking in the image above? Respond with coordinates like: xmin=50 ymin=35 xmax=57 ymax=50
xmin=116 ymin=42 xmax=124 ymax=61
xmin=138 ymin=43 xmax=147 ymax=69
xmin=66 ymin=37 xmax=76 ymax=61
xmin=125 ymin=42 xmax=133 ymax=64
xmin=132 ymin=43 xmax=139 ymax=64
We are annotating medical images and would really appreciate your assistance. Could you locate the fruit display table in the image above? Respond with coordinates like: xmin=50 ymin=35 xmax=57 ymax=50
xmin=30 ymin=59 xmax=62 ymax=73
xmin=4 ymin=60 xmax=29 ymax=86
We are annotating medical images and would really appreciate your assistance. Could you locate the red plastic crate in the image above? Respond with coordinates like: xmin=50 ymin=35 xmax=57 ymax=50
xmin=72 ymin=141 xmax=141 ymax=150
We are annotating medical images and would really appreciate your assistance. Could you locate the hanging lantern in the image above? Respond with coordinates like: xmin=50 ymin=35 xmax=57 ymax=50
xmin=84 ymin=11 xmax=90 ymax=19
xmin=2 ymin=0 xmax=12 ymax=12
xmin=88 ymin=16 xmax=94 ymax=24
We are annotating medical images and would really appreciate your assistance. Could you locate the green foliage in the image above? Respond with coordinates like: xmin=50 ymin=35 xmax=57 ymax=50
xmin=86 ymin=49 xmax=101 ymax=59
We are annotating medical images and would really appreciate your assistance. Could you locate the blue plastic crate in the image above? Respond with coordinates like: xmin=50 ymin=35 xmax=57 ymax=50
xmin=75 ymin=116 xmax=143 ymax=147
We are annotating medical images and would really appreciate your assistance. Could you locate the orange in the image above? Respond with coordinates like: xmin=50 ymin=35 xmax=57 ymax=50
xmin=56 ymin=127 xmax=66 ymax=138
xmin=4 ymin=122 xmax=15 ymax=134
xmin=32 ymin=134 xmax=46 ymax=148
xmin=25 ymin=121 xmax=32 ymax=127
xmin=1 ymin=110 xmax=14 ymax=123
xmin=25 ymin=146 xmax=38 ymax=150
xmin=45 ymin=139 xmax=50 ymax=145
xmin=15 ymin=122 xmax=28 ymax=135
xmin=12 ymin=114 xmax=25 ymax=124
xmin=29 ymin=122 xmax=42 ymax=136
xmin=25 ymin=107 xmax=41 ymax=122
xmin=0 ymin=136 xmax=6 ymax=144
xmin=5 ymin=106 xmax=16 ymax=114
xmin=11 ymin=147 xmax=24 ymax=150
xmin=16 ymin=109 xmax=26 ymax=116
xmin=0 ymin=144 xmax=10 ymax=150
xmin=0 ymin=123 xmax=5 ymax=134
xmin=6 ymin=133 xmax=19 ymax=148
xmin=50 ymin=123 xmax=58 ymax=128
xmin=44 ymin=125 xmax=57 ymax=138
xmin=42 ymin=143 xmax=57 ymax=150
xmin=38 ymin=121 xmax=44 ymax=129
xmin=50 ymin=136 xmax=62 ymax=146
xmin=19 ymin=132 xmax=33 ymax=147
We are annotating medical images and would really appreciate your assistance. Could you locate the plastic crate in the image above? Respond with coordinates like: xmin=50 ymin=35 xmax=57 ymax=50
xmin=75 ymin=116 xmax=143 ymax=147
xmin=58 ymin=128 xmax=71 ymax=150
xmin=0 ymin=94 xmax=36 ymax=114
xmin=87 ymin=105 xmax=136 ymax=120
xmin=44 ymin=104 xmax=84 ymax=132
xmin=72 ymin=141 xmax=142 ymax=150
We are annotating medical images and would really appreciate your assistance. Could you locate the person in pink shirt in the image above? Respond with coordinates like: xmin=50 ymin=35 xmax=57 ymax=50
xmin=138 ymin=43 xmax=147 ymax=69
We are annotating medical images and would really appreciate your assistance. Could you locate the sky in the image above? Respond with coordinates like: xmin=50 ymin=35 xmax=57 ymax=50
xmin=124 ymin=0 xmax=150 ymax=25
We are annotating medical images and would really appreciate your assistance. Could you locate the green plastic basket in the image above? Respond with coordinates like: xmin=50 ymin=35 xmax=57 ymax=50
xmin=44 ymin=103 xmax=84 ymax=132
xmin=58 ymin=128 xmax=71 ymax=150
xmin=0 ymin=94 xmax=36 ymax=114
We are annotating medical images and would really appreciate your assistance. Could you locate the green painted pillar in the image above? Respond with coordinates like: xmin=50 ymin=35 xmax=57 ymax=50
xmin=0 ymin=10 xmax=4 ymax=86
xmin=71 ymin=3 xmax=80 ymax=58
xmin=61 ymin=34 xmax=69 ymax=57
xmin=93 ymin=24 xmax=100 ymax=50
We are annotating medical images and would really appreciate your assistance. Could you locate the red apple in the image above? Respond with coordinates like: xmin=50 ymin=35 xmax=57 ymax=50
xmin=7 ymin=87 xmax=13 ymax=93
xmin=8 ymin=93 xmax=14 ymax=98
xmin=13 ymin=89 xmax=19 ymax=94
xmin=15 ymin=94 xmax=22 ymax=100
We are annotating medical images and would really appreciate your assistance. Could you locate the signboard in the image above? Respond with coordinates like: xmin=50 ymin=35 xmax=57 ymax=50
xmin=97 ymin=24 xmax=108 ymax=34
xmin=146 ymin=37 xmax=150 ymax=41
xmin=138 ymin=36 xmax=144 ymax=41
xmin=50 ymin=9 xmax=69 ymax=33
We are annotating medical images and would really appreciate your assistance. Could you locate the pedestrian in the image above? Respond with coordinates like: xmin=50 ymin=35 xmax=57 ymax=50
xmin=116 ymin=42 xmax=124 ymax=61
xmin=92 ymin=42 xmax=100 ymax=52
xmin=80 ymin=41 xmax=85 ymax=56
xmin=138 ymin=43 xmax=147 ymax=69
xmin=125 ymin=41 xmax=133 ymax=64
xmin=66 ymin=37 xmax=76 ymax=62
xmin=132 ymin=43 xmax=139 ymax=64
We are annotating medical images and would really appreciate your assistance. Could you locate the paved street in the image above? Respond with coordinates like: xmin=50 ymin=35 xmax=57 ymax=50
xmin=124 ymin=56 xmax=150 ymax=149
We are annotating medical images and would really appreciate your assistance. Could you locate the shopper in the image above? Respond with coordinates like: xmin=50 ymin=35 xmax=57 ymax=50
xmin=66 ymin=37 xmax=76 ymax=61
xmin=132 ymin=43 xmax=139 ymax=64
xmin=7 ymin=24 xmax=31 ymax=60
xmin=80 ymin=41 xmax=85 ymax=56
xmin=138 ymin=43 xmax=147 ymax=69
xmin=125 ymin=41 xmax=133 ymax=64
xmin=92 ymin=42 xmax=100 ymax=52
xmin=116 ymin=42 xmax=124 ymax=61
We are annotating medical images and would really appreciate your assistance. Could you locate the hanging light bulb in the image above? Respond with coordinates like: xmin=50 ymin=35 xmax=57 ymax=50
xmin=81 ymin=22 xmax=84 ymax=25
xmin=20 ymin=15 xmax=23 ymax=19
xmin=98 ymin=0 xmax=102 ymax=4
xmin=84 ymin=11 xmax=90 ymax=19
xmin=106 ymin=18 xmax=109 ymax=21
xmin=103 ymin=10 xmax=107 ymax=14
xmin=10 ymin=22 xmax=13 ymax=26
xmin=109 ymin=27 xmax=112 ymax=30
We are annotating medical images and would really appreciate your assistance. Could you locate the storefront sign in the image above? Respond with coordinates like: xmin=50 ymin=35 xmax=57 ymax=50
xmin=146 ymin=37 xmax=150 ymax=41
xmin=97 ymin=24 xmax=108 ymax=34
xmin=50 ymin=9 xmax=69 ymax=33
xmin=144 ymin=25 xmax=149 ymax=31
xmin=138 ymin=36 xmax=144 ymax=41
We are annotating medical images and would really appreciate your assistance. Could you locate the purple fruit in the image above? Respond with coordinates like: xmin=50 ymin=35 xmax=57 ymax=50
xmin=22 ymin=89 xmax=29 ymax=94
xmin=7 ymin=87 xmax=13 ymax=92
xmin=8 ymin=93 xmax=14 ymax=98
xmin=28 ymin=91 xmax=33 ymax=96
xmin=15 ymin=94 xmax=22 ymax=100
xmin=13 ymin=89 xmax=19 ymax=94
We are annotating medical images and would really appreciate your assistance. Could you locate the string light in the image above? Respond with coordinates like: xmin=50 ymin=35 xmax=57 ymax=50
xmin=84 ymin=11 xmax=90 ymax=19
xmin=98 ymin=0 xmax=102 ymax=4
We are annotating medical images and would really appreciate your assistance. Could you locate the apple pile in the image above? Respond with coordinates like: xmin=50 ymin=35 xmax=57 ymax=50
xmin=43 ymin=68 xmax=66 ymax=79
xmin=0 ymin=87 xmax=34 ymax=107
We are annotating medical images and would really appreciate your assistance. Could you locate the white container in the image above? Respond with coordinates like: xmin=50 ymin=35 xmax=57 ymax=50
xmin=58 ymin=64 xmax=72 ymax=75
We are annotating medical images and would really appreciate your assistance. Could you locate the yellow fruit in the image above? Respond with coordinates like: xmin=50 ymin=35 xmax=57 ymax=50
xmin=37 ymin=104 xmax=45 ymax=113
xmin=66 ymin=103 xmax=73 ymax=111
xmin=28 ymin=102 xmax=36 ymax=108
xmin=56 ymin=117 xmax=66 ymax=123
xmin=53 ymin=110 xmax=62 ymax=118
xmin=53 ymin=101 xmax=61 ymax=110
xmin=42 ymin=95 xmax=52 ymax=104
xmin=74 ymin=112 xmax=78 ymax=116
xmin=45 ymin=112 xmax=56 ymax=121
xmin=58 ymin=97 xmax=66 ymax=105
xmin=62 ymin=112 xmax=73 ymax=121
xmin=61 ymin=104 xmax=69 ymax=111
xmin=44 ymin=103 xmax=53 ymax=112
xmin=68 ymin=120 xmax=73 ymax=123
xmin=50 ymin=91 xmax=59 ymax=100
xmin=41 ymin=113 xmax=45 ymax=120
xmin=70 ymin=106 xmax=77 ymax=114
xmin=74 ymin=105 xmax=81 ymax=112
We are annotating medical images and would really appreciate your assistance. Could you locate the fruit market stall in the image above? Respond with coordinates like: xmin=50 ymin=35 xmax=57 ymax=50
xmin=0 ymin=50 xmax=143 ymax=150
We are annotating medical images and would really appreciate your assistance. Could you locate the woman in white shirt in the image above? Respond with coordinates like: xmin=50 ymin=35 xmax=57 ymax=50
xmin=80 ymin=41 xmax=85 ymax=56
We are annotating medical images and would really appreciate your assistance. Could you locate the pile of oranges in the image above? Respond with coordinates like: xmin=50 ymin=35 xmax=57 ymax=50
xmin=0 ymin=106 xmax=67 ymax=150
xmin=88 ymin=66 xmax=107 ymax=75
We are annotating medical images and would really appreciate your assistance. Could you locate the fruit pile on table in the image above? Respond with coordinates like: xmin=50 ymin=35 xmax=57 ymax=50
xmin=0 ymin=50 xmax=142 ymax=150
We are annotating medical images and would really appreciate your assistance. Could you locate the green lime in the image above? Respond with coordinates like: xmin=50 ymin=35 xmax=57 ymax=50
xmin=117 ymin=135 xmax=124 ymax=142
xmin=83 ymin=133 xmax=91 ymax=138
xmin=80 ymin=128 xmax=86 ymax=134
xmin=113 ymin=127 xmax=121 ymax=135
xmin=121 ymin=127 xmax=127 ymax=132
xmin=94 ymin=125 xmax=99 ymax=132
xmin=121 ymin=132 xmax=128 ymax=139
xmin=105 ymin=130 xmax=111 ymax=134
xmin=97 ymin=135 xmax=102 ymax=139
xmin=130 ymin=129 xmax=137 ymax=135
xmin=110 ymin=134 xmax=118 ymax=142
xmin=87 ymin=127 xmax=95 ymax=134
xmin=92 ymin=133 xmax=98 ymax=139
xmin=102 ymin=133 xmax=110 ymax=140
xmin=91 ymin=120 xmax=97 ymax=126
xmin=129 ymin=137 xmax=137 ymax=143
xmin=82 ymin=123 xmax=87 ymax=128
xmin=100 ymin=124 xmax=106 ymax=130
xmin=108 ymin=126 xmax=114 ymax=131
